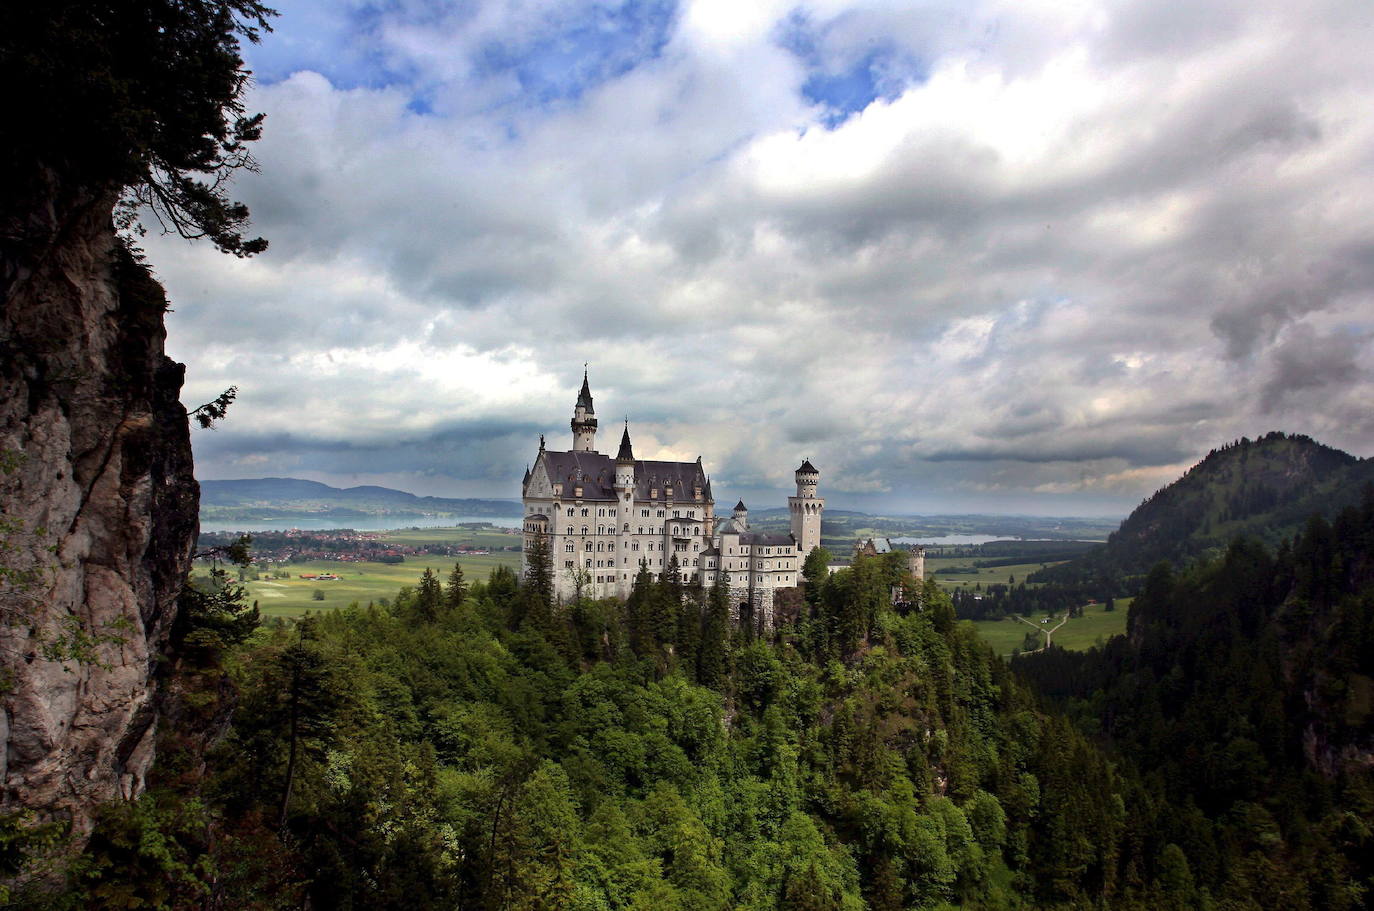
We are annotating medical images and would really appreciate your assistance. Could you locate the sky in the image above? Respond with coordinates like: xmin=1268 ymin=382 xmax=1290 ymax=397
xmin=146 ymin=0 xmax=1374 ymax=517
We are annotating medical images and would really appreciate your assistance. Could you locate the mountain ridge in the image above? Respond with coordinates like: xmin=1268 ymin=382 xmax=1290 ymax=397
xmin=200 ymin=477 xmax=523 ymax=518
xmin=1037 ymin=431 xmax=1374 ymax=587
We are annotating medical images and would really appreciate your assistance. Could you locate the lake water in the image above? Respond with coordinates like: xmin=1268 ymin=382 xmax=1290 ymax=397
xmin=199 ymin=514 xmax=522 ymax=533
xmin=889 ymin=534 xmax=1023 ymax=546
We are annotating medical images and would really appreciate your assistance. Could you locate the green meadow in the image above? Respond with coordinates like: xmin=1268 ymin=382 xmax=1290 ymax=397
xmin=926 ymin=558 xmax=1057 ymax=591
xmin=243 ymin=554 xmax=521 ymax=617
xmin=220 ymin=524 xmax=523 ymax=617
xmin=969 ymin=598 xmax=1132 ymax=658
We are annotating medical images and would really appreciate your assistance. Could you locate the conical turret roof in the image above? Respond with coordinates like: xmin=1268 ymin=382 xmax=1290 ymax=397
xmin=797 ymin=459 xmax=818 ymax=473
xmin=616 ymin=423 xmax=635 ymax=462
xmin=576 ymin=369 xmax=594 ymax=412
xmin=734 ymin=499 xmax=747 ymax=512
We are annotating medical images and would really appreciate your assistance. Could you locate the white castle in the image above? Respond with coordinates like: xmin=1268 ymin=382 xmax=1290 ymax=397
xmin=520 ymin=373 xmax=824 ymax=625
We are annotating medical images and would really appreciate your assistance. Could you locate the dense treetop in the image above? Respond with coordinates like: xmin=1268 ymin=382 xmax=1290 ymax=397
xmin=0 ymin=0 xmax=274 ymax=255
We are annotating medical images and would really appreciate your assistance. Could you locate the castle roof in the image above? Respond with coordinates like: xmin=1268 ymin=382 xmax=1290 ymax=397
xmin=734 ymin=499 xmax=747 ymax=511
xmin=539 ymin=449 xmax=710 ymax=503
xmin=797 ymin=459 xmax=818 ymax=473
xmin=576 ymin=370 xmax=594 ymax=412
xmin=616 ymin=424 xmax=635 ymax=462
xmin=740 ymin=532 xmax=797 ymax=547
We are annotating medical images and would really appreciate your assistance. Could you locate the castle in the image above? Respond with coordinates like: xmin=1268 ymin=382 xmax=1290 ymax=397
xmin=521 ymin=373 xmax=823 ymax=625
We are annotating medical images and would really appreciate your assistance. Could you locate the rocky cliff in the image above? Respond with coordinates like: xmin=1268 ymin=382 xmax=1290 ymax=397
xmin=0 ymin=178 xmax=198 ymax=835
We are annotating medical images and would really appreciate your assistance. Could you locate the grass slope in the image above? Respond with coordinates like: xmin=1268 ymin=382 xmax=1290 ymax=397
xmin=970 ymin=599 xmax=1131 ymax=657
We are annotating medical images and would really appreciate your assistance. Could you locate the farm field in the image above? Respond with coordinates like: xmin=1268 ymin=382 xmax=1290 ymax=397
xmin=241 ymin=552 xmax=521 ymax=618
xmin=927 ymin=559 xmax=1058 ymax=591
xmin=969 ymin=598 xmax=1132 ymax=658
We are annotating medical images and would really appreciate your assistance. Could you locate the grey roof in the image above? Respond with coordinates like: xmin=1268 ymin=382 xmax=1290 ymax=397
xmin=734 ymin=499 xmax=747 ymax=511
xmin=741 ymin=533 xmax=797 ymax=547
xmin=797 ymin=459 xmax=818 ymax=473
xmin=616 ymin=424 xmax=635 ymax=462
xmin=576 ymin=371 xmax=594 ymax=412
xmin=539 ymin=449 xmax=711 ymax=503
xmin=715 ymin=515 xmax=746 ymax=535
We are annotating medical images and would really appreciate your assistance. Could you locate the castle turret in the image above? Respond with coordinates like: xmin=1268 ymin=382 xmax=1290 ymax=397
xmin=733 ymin=499 xmax=748 ymax=529
xmin=789 ymin=459 xmax=823 ymax=555
xmin=908 ymin=544 xmax=925 ymax=581
xmin=615 ymin=423 xmax=636 ymax=490
xmin=571 ymin=369 xmax=598 ymax=452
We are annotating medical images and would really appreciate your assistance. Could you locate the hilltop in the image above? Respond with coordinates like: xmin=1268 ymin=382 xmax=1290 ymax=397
xmin=1038 ymin=432 xmax=1374 ymax=587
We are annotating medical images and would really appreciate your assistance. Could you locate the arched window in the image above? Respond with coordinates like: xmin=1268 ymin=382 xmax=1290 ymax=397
xmin=582 ymin=526 xmax=589 ymax=535
xmin=566 ymin=507 xmax=574 ymax=517
xmin=584 ymin=541 xmax=593 ymax=551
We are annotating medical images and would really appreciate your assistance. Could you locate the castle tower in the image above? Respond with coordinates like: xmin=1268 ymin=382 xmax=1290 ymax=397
xmin=614 ymin=422 xmax=636 ymax=594
xmin=733 ymin=499 xmax=748 ymax=529
xmin=908 ymin=544 xmax=925 ymax=581
xmin=571 ymin=369 xmax=598 ymax=452
xmin=615 ymin=423 xmax=636 ymax=494
xmin=789 ymin=459 xmax=823 ymax=555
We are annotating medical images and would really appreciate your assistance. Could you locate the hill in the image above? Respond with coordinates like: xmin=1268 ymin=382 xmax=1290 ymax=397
xmin=200 ymin=477 xmax=523 ymax=521
xmin=1037 ymin=432 xmax=1374 ymax=588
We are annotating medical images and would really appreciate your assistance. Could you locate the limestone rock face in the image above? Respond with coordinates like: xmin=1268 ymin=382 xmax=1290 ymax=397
xmin=0 ymin=184 xmax=198 ymax=834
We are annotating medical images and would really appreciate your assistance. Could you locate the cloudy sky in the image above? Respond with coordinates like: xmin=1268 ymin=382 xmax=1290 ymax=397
xmin=147 ymin=0 xmax=1374 ymax=517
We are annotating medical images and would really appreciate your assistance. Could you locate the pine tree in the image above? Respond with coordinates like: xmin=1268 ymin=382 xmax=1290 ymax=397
xmin=415 ymin=568 xmax=442 ymax=623
xmin=522 ymin=530 xmax=555 ymax=630
xmin=657 ymin=554 xmax=683 ymax=650
xmin=625 ymin=562 xmax=655 ymax=656
xmin=697 ymin=581 xmax=730 ymax=688
xmin=444 ymin=561 xmax=467 ymax=609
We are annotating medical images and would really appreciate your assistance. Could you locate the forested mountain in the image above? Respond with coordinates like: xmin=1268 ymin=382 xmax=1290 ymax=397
xmin=1015 ymin=494 xmax=1374 ymax=909
xmin=1036 ymin=432 xmax=1374 ymax=590
xmin=9 ymin=528 xmax=1370 ymax=908
xmin=201 ymin=477 xmax=523 ymax=519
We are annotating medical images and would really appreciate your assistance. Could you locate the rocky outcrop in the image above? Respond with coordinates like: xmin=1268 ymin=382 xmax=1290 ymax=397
xmin=0 ymin=179 xmax=198 ymax=835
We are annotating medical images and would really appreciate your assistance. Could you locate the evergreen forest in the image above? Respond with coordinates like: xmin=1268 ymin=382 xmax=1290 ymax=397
xmin=6 ymin=504 xmax=1373 ymax=908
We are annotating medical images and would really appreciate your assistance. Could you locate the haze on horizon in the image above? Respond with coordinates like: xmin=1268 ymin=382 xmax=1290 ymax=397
xmin=149 ymin=0 xmax=1374 ymax=518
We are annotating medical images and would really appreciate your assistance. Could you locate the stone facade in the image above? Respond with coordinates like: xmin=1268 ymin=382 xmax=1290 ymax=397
xmin=521 ymin=375 xmax=823 ymax=628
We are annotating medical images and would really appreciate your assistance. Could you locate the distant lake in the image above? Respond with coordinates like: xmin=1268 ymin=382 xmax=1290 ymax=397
xmin=890 ymin=534 xmax=1023 ymax=546
xmin=200 ymin=514 xmax=522 ymax=533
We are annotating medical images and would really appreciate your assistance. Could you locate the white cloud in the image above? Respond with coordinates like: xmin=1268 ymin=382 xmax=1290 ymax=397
xmin=148 ymin=0 xmax=1374 ymax=513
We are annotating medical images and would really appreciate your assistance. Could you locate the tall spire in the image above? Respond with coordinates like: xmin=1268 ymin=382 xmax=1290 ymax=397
xmin=571 ymin=368 xmax=598 ymax=451
xmin=576 ymin=367 xmax=594 ymax=413
xmin=616 ymin=420 xmax=635 ymax=462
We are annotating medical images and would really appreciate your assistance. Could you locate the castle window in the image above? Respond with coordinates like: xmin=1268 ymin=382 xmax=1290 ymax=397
xmin=624 ymin=523 xmax=630 ymax=532
xmin=585 ymin=541 xmax=592 ymax=551
xmin=564 ymin=543 xmax=574 ymax=553
xmin=585 ymin=559 xmax=592 ymax=568
xmin=656 ymin=510 xmax=664 ymax=518
xmin=565 ymin=560 xmax=573 ymax=568
xmin=581 ymin=508 xmax=589 ymax=517
xmin=566 ymin=508 xmax=574 ymax=517
xmin=673 ymin=510 xmax=680 ymax=518
xmin=597 ymin=542 xmax=604 ymax=552
xmin=582 ymin=526 xmax=589 ymax=535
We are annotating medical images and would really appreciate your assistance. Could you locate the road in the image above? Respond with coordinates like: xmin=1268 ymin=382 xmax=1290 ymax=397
xmin=1011 ymin=612 xmax=1069 ymax=654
